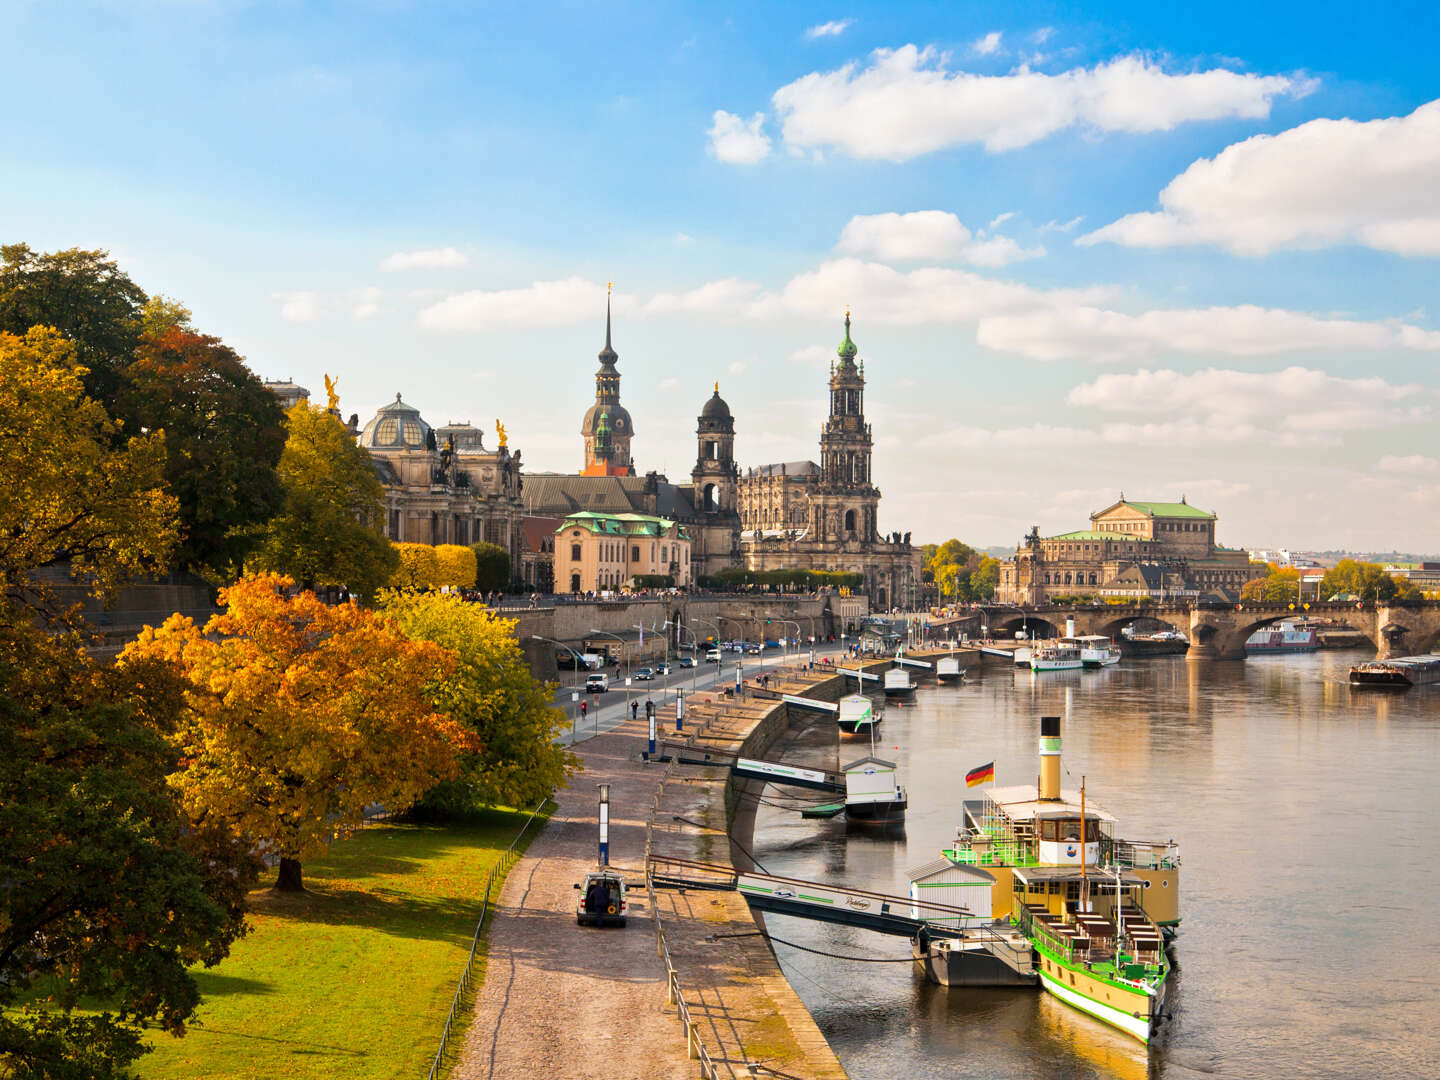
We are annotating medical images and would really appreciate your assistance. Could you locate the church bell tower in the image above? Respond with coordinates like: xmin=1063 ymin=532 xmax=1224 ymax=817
xmin=692 ymin=383 xmax=737 ymax=514
xmin=580 ymin=284 xmax=635 ymax=475
xmin=812 ymin=311 xmax=880 ymax=542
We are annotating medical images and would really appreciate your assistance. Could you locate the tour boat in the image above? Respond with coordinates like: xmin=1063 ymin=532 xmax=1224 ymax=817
xmin=1071 ymin=635 xmax=1121 ymax=668
xmin=1350 ymin=653 xmax=1440 ymax=688
xmin=841 ymin=754 xmax=908 ymax=824
xmin=936 ymin=655 xmax=964 ymax=682
xmin=1245 ymin=621 xmax=1319 ymax=653
xmin=910 ymin=714 xmax=1181 ymax=1044
xmin=837 ymin=693 xmax=879 ymax=736
xmin=883 ymin=666 xmax=916 ymax=696
xmin=1030 ymin=642 xmax=1083 ymax=672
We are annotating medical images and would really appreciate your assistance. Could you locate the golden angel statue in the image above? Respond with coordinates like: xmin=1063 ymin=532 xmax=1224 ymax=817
xmin=496 ymin=419 xmax=508 ymax=448
xmin=323 ymin=373 xmax=339 ymax=411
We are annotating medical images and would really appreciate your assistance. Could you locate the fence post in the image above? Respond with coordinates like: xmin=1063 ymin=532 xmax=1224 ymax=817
xmin=686 ymin=1020 xmax=699 ymax=1059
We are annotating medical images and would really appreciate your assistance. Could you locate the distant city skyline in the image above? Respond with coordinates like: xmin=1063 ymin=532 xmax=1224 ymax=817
xmin=3 ymin=1 xmax=1435 ymax=550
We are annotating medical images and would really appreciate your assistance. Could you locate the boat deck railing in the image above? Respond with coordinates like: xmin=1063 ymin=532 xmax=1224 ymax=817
xmin=1114 ymin=838 xmax=1181 ymax=870
xmin=1016 ymin=904 xmax=1165 ymax=991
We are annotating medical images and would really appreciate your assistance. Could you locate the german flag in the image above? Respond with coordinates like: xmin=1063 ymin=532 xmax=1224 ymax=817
xmin=965 ymin=761 xmax=995 ymax=787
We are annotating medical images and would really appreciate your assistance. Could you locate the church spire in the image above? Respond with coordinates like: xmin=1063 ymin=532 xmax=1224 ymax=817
xmin=598 ymin=281 xmax=618 ymax=366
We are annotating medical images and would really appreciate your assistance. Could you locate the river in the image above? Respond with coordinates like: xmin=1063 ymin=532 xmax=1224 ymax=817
xmin=747 ymin=650 xmax=1439 ymax=1079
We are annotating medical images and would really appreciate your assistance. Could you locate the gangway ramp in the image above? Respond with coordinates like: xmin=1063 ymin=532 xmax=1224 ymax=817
xmin=782 ymin=693 xmax=839 ymax=713
xmin=838 ymin=667 xmax=880 ymax=682
xmin=648 ymin=855 xmax=978 ymax=938
xmin=893 ymin=656 xmax=933 ymax=670
xmin=658 ymin=742 xmax=845 ymax=794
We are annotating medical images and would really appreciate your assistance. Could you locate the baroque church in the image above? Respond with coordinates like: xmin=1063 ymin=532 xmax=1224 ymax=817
xmin=341 ymin=295 xmax=919 ymax=607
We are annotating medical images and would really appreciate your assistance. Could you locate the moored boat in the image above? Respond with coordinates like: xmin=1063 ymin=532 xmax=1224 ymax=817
xmin=1350 ymin=653 xmax=1440 ymax=688
xmin=1071 ymin=635 xmax=1121 ymax=668
xmin=936 ymin=655 xmax=964 ymax=682
xmin=911 ymin=714 xmax=1181 ymax=1044
xmin=842 ymin=754 xmax=908 ymax=823
xmin=837 ymin=693 xmax=879 ymax=735
xmin=1246 ymin=621 xmax=1319 ymax=654
xmin=883 ymin=666 xmax=916 ymax=696
xmin=1030 ymin=641 xmax=1083 ymax=672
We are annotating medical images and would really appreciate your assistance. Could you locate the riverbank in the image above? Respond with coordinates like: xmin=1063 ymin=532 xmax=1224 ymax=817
xmin=455 ymin=666 xmax=848 ymax=1080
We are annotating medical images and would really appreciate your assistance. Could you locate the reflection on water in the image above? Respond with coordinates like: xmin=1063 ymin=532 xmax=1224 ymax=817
xmin=749 ymin=651 xmax=1440 ymax=1079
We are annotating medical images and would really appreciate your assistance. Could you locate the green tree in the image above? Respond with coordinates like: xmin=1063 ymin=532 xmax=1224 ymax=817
xmin=0 ymin=244 xmax=147 ymax=403
xmin=969 ymin=555 xmax=1001 ymax=600
xmin=252 ymin=404 xmax=398 ymax=602
xmin=117 ymin=327 xmax=287 ymax=580
xmin=381 ymin=590 xmax=578 ymax=813
xmin=0 ymin=328 xmax=178 ymax=610
xmin=0 ymin=617 xmax=253 ymax=1079
xmin=1240 ymin=565 xmax=1302 ymax=603
xmin=471 ymin=541 xmax=511 ymax=591
xmin=1320 ymin=559 xmax=1418 ymax=602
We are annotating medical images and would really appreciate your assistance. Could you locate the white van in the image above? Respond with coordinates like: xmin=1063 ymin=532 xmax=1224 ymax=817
xmin=705 ymin=648 xmax=722 ymax=663
xmin=585 ymin=673 xmax=610 ymax=692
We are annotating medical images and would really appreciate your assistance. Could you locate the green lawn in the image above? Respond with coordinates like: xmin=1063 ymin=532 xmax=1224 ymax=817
xmin=138 ymin=808 xmax=543 ymax=1080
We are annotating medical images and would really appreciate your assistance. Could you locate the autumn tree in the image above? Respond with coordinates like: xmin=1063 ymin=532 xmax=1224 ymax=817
xmin=0 ymin=616 xmax=253 ymax=1079
xmin=252 ymin=405 xmax=398 ymax=601
xmin=121 ymin=574 xmax=469 ymax=891
xmin=0 ymin=328 xmax=177 ymax=610
xmin=117 ymin=326 xmax=287 ymax=579
xmin=381 ymin=590 xmax=577 ymax=814
xmin=392 ymin=542 xmax=441 ymax=588
xmin=1240 ymin=565 xmax=1303 ymax=603
xmin=1320 ymin=559 xmax=1419 ymax=602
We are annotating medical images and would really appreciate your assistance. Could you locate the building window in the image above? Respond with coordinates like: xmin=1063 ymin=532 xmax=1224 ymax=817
xmin=571 ymin=544 xmax=581 ymax=561
xmin=632 ymin=545 xmax=640 ymax=562
xmin=845 ymin=509 xmax=856 ymax=532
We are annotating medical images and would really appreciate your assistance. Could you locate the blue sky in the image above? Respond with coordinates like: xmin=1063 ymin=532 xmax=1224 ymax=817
xmin=4 ymin=1 xmax=1438 ymax=551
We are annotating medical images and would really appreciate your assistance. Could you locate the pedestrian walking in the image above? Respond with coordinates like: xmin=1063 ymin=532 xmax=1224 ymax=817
xmin=580 ymin=700 xmax=588 ymax=721
xmin=645 ymin=697 xmax=655 ymax=720
xmin=631 ymin=700 xmax=639 ymax=722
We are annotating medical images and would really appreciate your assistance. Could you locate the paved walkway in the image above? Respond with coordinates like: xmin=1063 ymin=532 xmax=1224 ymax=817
xmin=454 ymin=669 xmax=848 ymax=1080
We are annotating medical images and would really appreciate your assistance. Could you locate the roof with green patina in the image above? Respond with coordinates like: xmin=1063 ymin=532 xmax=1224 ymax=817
xmin=556 ymin=510 xmax=689 ymax=539
xmin=1046 ymin=530 xmax=1143 ymax=542
xmin=1115 ymin=500 xmax=1214 ymax=519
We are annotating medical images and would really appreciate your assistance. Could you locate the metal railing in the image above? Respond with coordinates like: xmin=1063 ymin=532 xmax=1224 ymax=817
xmin=645 ymin=709 xmax=730 ymax=1079
xmin=425 ymin=797 xmax=552 ymax=1080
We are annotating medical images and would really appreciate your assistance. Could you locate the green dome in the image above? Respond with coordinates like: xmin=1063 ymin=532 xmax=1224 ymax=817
xmin=836 ymin=311 xmax=858 ymax=361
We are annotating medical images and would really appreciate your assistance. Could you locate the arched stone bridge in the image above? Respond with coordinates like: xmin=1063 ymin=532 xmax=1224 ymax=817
xmin=984 ymin=600 xmax=1440 ymax=661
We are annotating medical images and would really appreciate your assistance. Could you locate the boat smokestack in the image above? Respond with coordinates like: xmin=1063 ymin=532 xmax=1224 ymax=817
xmin=1065 ymin=616 xmax=1076 ymax=638
xmin=1040 ymin=715 xmax=1062 ymax=801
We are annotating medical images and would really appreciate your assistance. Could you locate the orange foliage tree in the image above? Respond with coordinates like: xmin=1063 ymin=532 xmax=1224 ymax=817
xmin=122 ymin=573 xmax=471 ymax=891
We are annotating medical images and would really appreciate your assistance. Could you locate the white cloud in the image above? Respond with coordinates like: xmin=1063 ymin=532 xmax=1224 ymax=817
xmin=972 ymin=31 xmax=1002 ymax=56
xmin=1082 ymin=99 xmax=1440 ymax=256
xmin=837 ymin=211 xmax=1043 ymax=266
xmin=805 ymin=18 xmax=853 ymax=40
xmin=273 ymin=291 xmax=321 ymax=323
xmin=1067 ymin=367 xmax=1428 ymax=446
xmin=977 ymin=303 xmax=1440 ymax=361
xmin=788 ymin=344 xmax=834 ymax=368
xmin=643 ymin=277 xmax=762 ymax=315
xmin=1377 ymin=454 xmax=1440 ymax=474
xmin=758 ymin=47 xmax=1310 ymax=161
xmin=379 ymin=247 xmax=469 ymax=272
xmin=350 ymin=286 xmax=381 ymax=320
xmin=418 ymin=277 xmax=615 ymax=331
xmin=989 ymin=211 xmax=1016 ymax=228
xmin=728 ymin=360 xmax=747 ymax=374
xmin=708 ymin=110 xmax=772 ymax=164
xmin=674 ymin=232 xmax=696 ymax=246
xmin=660 ymin=377 xmax=682 ymax=390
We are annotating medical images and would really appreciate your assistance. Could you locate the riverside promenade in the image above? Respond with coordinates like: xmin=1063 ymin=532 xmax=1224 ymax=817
xmin=455 ymin=665 xmax=848 ymax=1080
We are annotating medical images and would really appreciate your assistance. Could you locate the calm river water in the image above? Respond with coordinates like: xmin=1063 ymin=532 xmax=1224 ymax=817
xmin=749 ymin=651 xmax=1439 ymax=1080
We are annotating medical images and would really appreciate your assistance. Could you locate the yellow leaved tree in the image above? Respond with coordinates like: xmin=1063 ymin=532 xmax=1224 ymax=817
xmin=122 ymin=573 xmax=471 ymax=891
xmin=434 ymin=544 xmax=477 ymax=589
xmin=392 ymin=542 xmax=441 ymax=588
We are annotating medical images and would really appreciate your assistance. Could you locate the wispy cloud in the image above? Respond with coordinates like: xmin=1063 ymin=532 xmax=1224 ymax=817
xmin=379 ymin=247 xmax=470 ymax=272
xmin=273 ymin=290 xmax=321 ymax=323
xmin=805 ymin=18 xmax=853 ymax=40
xmin=971 ymin=31 xmax=1002 ymax=56
xmin=837 ymin=210 xmax=1043 ymax=266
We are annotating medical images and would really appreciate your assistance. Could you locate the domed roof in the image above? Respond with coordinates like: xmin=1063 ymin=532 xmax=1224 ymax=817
xmin=435 ymin=421 xmax=486 ymax=453
xmin=581 ymin=401 xmax=633 ymax=436
xmin=701 ymin=383 xmax=731 ymax=420
xmin=359 ymin=393 xmax=432 ymax=450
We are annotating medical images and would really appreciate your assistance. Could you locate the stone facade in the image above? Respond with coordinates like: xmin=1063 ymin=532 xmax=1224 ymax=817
xmin=737 ymin=315 xmax=921 ymax=611
xmin=358 ymin=395 xmax=525 ymax=569
xmin=996 ymin=498 xmax=1261 ymax=604
xmin=553 ymin=512 xmax=691 ymax=593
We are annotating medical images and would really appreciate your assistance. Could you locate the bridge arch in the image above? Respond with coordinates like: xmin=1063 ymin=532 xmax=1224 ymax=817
xmin=992 ymin=615 xmax=1060 ymax=641
xmin=1094 ymin=613 xmax=1188 ymax=641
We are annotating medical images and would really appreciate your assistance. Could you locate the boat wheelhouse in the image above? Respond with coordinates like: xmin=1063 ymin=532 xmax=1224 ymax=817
xmin=837 ymin=693 xmax=878 ymax=736
xmin=883 ymin=666 xmax=916 ymax=696
xmin=1070 ymin=635 xmax=1121 ymax=668
xmin=842 ymin=754 xmax=908 ymax=823
xmin=936 ymin=655 xmax=964 ymax=682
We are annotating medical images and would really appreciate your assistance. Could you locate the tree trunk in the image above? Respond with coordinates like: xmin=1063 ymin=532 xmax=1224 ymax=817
xmin=276 ymin=856 xmax=304 ymax=892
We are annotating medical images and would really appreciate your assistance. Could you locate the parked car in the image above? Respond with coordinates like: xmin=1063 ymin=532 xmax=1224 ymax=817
xmin=585 ymin=673 xmax=610 ymax=692
xmin=634 ymin=667 xmax=655 ymax=681
xmin=678 ymin=657 xmax=695 ymax=669
xmin=574 ymin=868 xmax=628 ymax=927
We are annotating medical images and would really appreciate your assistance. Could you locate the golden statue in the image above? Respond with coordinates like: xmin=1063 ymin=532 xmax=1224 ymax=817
xmin=714 ymin=380 xmax=719 ymax=394
xmin=323 ymin=373 xmax=339 ymax=411
xmin=496 ymin=419 xmax=508 ymax=448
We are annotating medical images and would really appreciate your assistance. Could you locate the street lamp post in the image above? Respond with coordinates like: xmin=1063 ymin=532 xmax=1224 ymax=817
xmin=588 ymin=629 xmax=630 ymax=732
xmin=531 ymin=635 xmax=585 ymax=742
